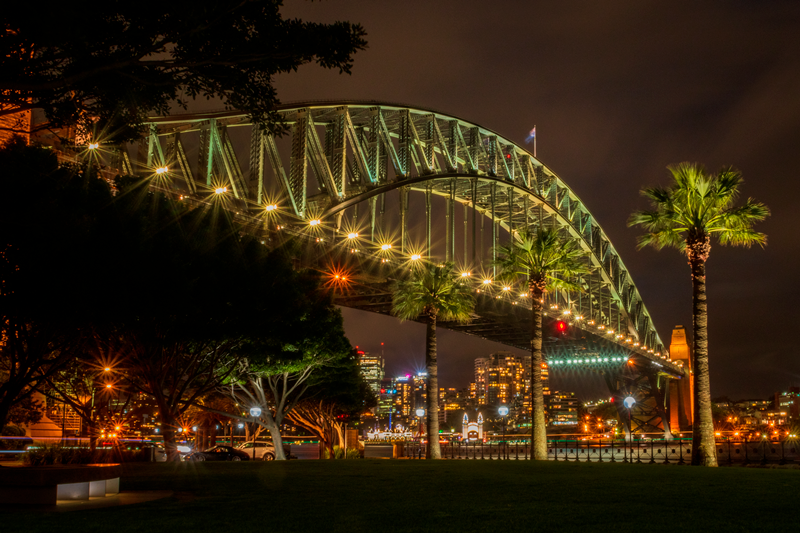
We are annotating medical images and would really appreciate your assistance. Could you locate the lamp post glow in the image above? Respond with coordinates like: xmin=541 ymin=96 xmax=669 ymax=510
xmin=623 ymin=395 xmax=635 ymax=462
xmin=249 ymin=407 xmax=262 ymax=418
xmin=498 ymin=405 xmax=509 ymax=459
xmin=415 ymin=408 xmax=425 ymax=442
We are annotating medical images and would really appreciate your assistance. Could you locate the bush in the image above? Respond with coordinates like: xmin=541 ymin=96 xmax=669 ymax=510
xmin=21 ymin=444 xmax=150 ymax=466
xmin=322 ymin=445 xmax=361 ymax=460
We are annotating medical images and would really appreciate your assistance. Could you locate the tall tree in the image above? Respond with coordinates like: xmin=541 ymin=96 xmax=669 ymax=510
xmin=96 ymin=178 xmax=310 ymax=460
xmin=286 ymin=350 xmax=375 ymax=458
xmin=224 ymin=294 xmax=353 ymax=460
xmin=497 ymin=229 xmax=588 ymax=460
xmin=629 ymin=162 xmax=769 ymax=467
xmin=1 ymin=2 xmax=367 ymax=140
xmin=0 ymin=138 xmax=114 ymax=432
xmin=391 ymin=262 xmax=475 ymax=460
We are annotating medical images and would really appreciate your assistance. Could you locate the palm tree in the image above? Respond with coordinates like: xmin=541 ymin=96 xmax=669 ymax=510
xmin=628 ymin=162 xmax=769 ymax=467
xmin=497 ymin=228 xmax=588 ymax=460
xmin=391 ymin=262 xmax=475 ymax=459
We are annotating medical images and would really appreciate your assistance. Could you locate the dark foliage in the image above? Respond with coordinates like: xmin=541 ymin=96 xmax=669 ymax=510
xmin=1 ymin=1 xmax=367 ymax=140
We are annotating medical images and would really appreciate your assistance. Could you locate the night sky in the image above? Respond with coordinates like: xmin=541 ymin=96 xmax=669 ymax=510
xmin=265 ymin=1 xmax=800 ymax=399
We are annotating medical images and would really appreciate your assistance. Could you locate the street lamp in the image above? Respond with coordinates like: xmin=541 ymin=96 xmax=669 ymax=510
xmin=623 ymin=396 xmax=635 ymax=463
xmin=415 ymin=408 xmax=425 ymax=441
xmin=249 ymin=407 xmax=262 ymax=458
xmin=498 ymin=406 xmax=509 ymax=460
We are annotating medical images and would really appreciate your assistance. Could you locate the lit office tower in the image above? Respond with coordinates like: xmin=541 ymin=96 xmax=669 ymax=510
xmin=358 ymin=350 xmax=385 ymax=395
xmin=474 ymin=351 xmax=547 ymax=408
xmin=394 ymin=374 xmax=414 ymax=416
xmin=473 ymin=358 xmax=487 ymax=403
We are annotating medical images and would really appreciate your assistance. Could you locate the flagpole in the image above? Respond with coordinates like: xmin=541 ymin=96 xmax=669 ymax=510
xmin=534 ymin=125 xmax=537 ymax=158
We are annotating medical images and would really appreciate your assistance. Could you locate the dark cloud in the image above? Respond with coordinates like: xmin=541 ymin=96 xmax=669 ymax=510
xmin=272 ymin=0 xmax=800 ymax=398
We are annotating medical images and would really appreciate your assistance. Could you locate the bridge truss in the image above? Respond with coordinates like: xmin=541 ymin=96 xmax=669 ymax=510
xmin=119 ymin=101 xmax=687 ymax=436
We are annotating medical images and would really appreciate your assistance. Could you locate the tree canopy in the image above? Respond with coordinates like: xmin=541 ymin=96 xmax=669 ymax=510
xmin=628 ymin=162 xmax=769 ymax=261
xmin=1 ymin=2 xmax=368 ymax=140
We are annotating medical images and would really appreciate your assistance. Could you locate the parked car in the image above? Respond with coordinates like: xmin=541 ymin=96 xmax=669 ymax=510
xmin=186 ymin=445 xmax=251 ymax=462
xmin=236 ymin=441 xmax=282 ymax=461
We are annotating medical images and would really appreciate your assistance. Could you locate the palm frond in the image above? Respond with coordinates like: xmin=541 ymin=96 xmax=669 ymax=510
xmin=496 ymin=228 xmax=588 ymax=294
xmin=631 ymin=162 xmax=768 ymax=254
xmin=717 ymin=228 xmax=767 ymax=248
xmin=391 ymin=262 xmax=475 ymax=324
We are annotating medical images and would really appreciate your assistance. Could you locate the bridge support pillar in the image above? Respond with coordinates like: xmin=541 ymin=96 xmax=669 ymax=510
xmin=668 ymin=326 xmax=694 ymax=432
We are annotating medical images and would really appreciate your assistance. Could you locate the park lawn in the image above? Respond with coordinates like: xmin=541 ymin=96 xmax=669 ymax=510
xmin=10 ymin=460 xmax=799 ymax=533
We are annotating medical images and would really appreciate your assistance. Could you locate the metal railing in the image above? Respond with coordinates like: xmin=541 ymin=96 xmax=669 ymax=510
xmin=400 ymin=436 xmax=800 ymax=465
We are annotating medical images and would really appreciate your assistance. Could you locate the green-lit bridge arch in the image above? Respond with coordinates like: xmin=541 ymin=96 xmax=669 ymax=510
xmin=134 ymin=101 xmax=688 ymax=435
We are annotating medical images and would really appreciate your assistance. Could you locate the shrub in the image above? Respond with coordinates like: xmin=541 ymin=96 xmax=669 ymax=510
xmin=21 ymin=444 xmax=150 ymax=465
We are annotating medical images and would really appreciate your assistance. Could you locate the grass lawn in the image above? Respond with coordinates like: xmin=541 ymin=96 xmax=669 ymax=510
xmin=9 ymin=460 xmax=799 ymax=533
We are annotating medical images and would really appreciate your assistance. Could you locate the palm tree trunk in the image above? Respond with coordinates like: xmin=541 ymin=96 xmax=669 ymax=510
xmin=690 ymin=258 xmax=718 ymax=467
xmin=530 ymin=294 xmax=547 ymax=460
xmin=426 ymin=314 xmax=441 ymax=459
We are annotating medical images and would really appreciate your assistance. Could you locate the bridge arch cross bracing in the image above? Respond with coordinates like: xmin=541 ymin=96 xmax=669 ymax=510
xmin=142 ymin=101 xmax=681 ymax=377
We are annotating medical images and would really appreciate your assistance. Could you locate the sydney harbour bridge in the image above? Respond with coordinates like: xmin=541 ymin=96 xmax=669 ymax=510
xmin=105 ymin=101 xmax=692 ymax=438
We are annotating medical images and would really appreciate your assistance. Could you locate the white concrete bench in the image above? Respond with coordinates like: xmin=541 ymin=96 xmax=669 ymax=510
xmin=0 ymin=464 xmax=122 ymax=505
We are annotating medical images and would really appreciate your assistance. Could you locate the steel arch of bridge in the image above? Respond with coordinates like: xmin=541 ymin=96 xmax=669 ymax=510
xmin=141 ymin=101 xmax=683 ymax=381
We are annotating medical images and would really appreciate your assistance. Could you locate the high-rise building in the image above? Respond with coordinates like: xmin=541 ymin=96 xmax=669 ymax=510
xmin=547 ymin=391 xmax=579 ymax=425
xmin=413 ymin=372 xmax=427 ymax=414
xmin=357 ymin=350 xmax=385 ymax=396
xmin=474 ymin=352 xmax=545 ymax=408
xmin=395 ymin=374 xmax=414 ymax=416
xmin=474 ymin=358 xmax=487 ymax=403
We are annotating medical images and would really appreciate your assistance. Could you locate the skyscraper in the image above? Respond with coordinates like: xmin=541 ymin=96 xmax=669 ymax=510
xmin=474 ymin=352 xmax=549 ymax=413
xmin=357 ymin=350 xmax=385 ymax=395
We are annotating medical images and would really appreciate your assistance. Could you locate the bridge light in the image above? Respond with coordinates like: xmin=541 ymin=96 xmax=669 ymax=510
xmin=347 ymin=232 xmax=359 ymax=239
xmin=265 ymin=204 xmax=278 ymax=212
xmin=106 ymin=384 xmax=112 ymax=389
xmin=461 ymin=272 xmax=471 ymax=277
xmin=215 ymin=187 xmax=227 ymax=194
xmin=410 ymin=254 xmax=421 ymax=261
xmin=155 ymin=166 xmax=169 ymax=175
xmin=502 ymin=286 xmax=510 ymax=291
xmin=381 ymin=243 xmax=392 ymax=250
xmin=562 ymin=310 xmax=571 ymax=315
xmin=88 ymin=142 xmax=99 ymax=150
xmin=483 ymin=279 xmax=492 ymax=285
xmin=309 ymin=219 xmax=321 ymax=226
